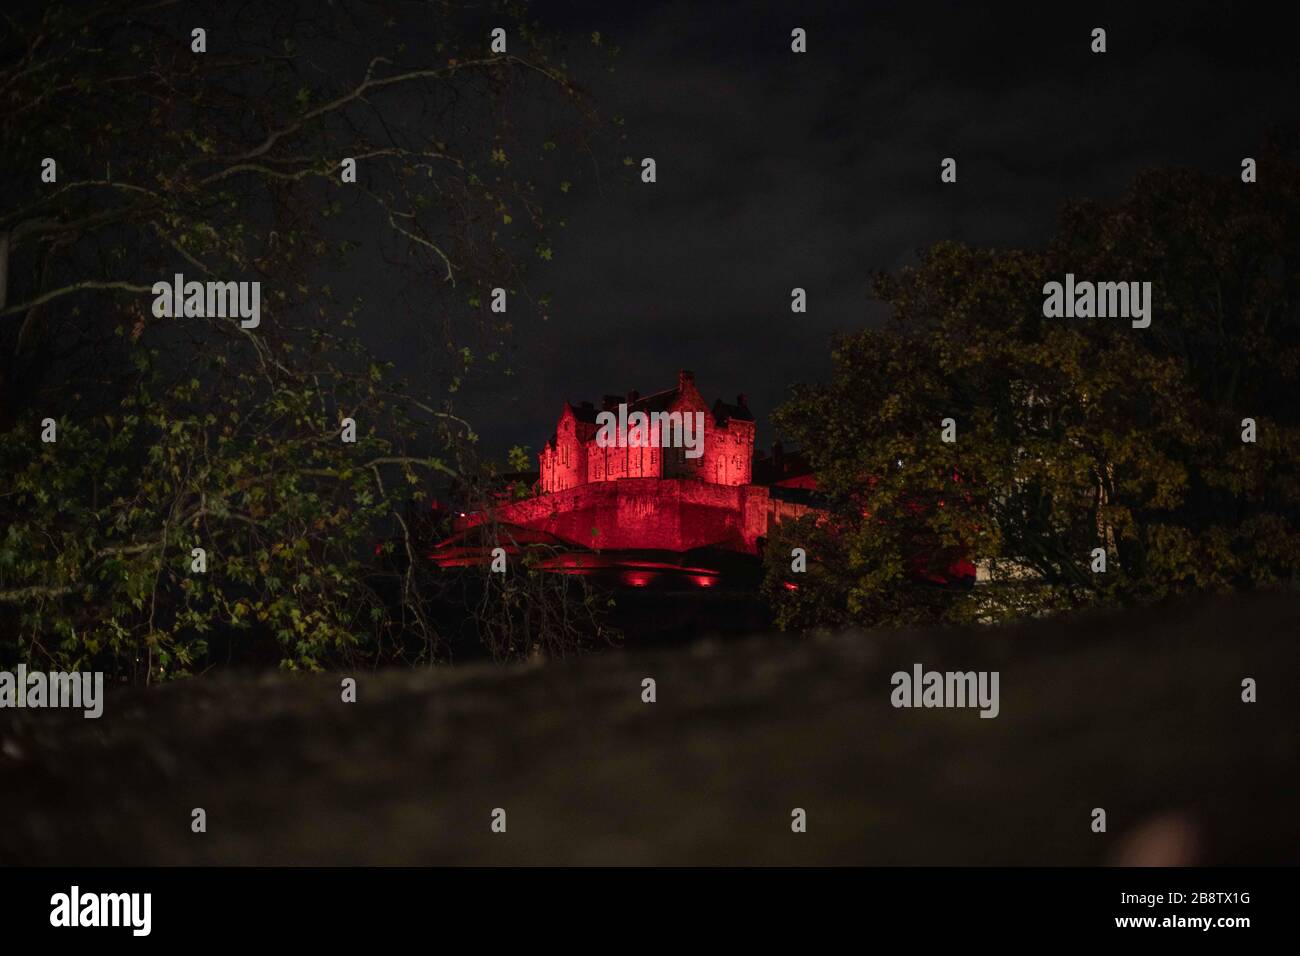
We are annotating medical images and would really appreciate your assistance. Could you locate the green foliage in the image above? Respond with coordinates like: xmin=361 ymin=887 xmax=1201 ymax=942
xmin=0 ymin=325 xmax=443 ymax=677
xmin=767 ymin=155 xmax=1300 ymax=629
xmin=506 ymin=445 xmax=532 ymax=473
xmin=0 ymin=1 xmax=619 ymax=678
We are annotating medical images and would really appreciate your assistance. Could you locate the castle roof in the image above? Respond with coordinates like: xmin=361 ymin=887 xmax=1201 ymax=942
xmin=712 ymin=397 xmax=754 ymax=425
xmin=566 ymin=401 xmax=600 ymax=424
xmin=624 ymin=386 xmax=679 ymax=414
xmin=543 ymin=372 xmax=751 ymax=452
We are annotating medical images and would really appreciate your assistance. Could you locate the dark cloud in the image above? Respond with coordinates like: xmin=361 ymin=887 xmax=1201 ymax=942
xmin=456 ymin=0 xmax=1299 ymax=453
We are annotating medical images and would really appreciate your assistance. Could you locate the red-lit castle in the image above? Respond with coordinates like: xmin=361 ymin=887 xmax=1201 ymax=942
xmin=428 ymin=369 xmax=974 ymax=589
xmin=539 ymin=369 xmax=755 ymax=492
xmin=430 ymin=371 xmax=818 ymax=581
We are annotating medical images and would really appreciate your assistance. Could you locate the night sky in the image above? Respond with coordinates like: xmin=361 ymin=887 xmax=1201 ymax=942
xmin=431 ymin=0 xmax=1298 ymax=453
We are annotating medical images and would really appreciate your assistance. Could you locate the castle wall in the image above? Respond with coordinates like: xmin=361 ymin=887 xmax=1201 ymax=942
xmin=589 ymin=437 xmax=659 ymax=482
xmin=703 ymin=419 xmax=755 ymax=486
xmin=488 ymin=478 xmax=771 ymax=554
xmin=541 ymin=410 xmax=589 ymax=493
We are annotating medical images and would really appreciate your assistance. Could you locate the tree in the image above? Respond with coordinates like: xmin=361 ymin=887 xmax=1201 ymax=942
xmin=0 ymin=1 xmax=616 ymax=677
xmin=767 ymin=152 xmax=1300 ymax=629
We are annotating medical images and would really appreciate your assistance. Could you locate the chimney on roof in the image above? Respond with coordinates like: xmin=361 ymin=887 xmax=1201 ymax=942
xmin=678 ymin=369 xmax=694 ymax=390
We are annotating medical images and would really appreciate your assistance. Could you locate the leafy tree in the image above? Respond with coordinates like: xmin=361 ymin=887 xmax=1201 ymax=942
xmin=767 ymin=152 xmax=1300 ymax=628
xmin=0 ymin=1 xmax=617 ymax=677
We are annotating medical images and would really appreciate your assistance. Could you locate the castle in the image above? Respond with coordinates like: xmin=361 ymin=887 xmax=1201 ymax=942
xmin=430 ymin=370 xmax=973 ymax=589
xmin=434 ymin=371 xmax=813 ymax=562
xmin=538 ymin=370 xmax=756 ymax=492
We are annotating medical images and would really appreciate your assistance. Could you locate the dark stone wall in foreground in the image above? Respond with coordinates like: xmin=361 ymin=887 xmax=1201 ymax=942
xmin=2 ymin=593 xmax=1296 ymax=865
